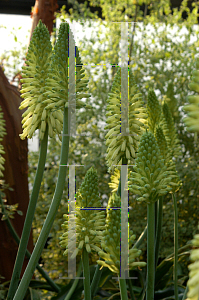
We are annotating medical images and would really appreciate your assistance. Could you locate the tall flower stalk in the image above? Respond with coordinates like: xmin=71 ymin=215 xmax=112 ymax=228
xmin=129 ymin=131 xmax=173 ymax=300
xmin=183 ymin=56 xmax=199 ymax=300
xmin=97 ymin=192 xmax=146 ymax=300
xmin=7 ymin=21 xmax=52 ymax=300
xmin=60 ymin=167 xmax=105 ymax=300
xmin=104 ymin=67 xmax=147 ymax=299
xmin=12 ymin=21 xmax=91 ymax=300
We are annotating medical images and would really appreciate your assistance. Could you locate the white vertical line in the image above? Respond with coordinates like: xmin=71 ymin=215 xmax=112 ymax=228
xmin=120 ymin=22 xmax=129 ymax=136
xmin=120 ymin=165 xmax=129 ymax=279
xmin=69 ymin=24 xmax=76 ymax=137
xmin=120 ymin=22 xmax=129 ymax=279
xmin=68 ymin=165 xmax=76 ymax=278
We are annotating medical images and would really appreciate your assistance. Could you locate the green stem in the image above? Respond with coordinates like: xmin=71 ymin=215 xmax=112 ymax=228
xmin=155 ymin=201 xmax=158 ymax=235
xmin=116 ymin=157 xmax=128 ymax=297
xmin=7 ymin=126 xmax=49 ymax=300
xmin=127 ymin=278 xmax=136 ymax=300
xmin=82 ymin=247 xmax=91 ymax=300
xmin=133 ymin=225 xmax=147 ymax=249
xmin=173 ymin=193 xmax=179 ymax=300
xmin=155 ymin=197 xmax=163 ymax=269
xmin=182 ymin=285 xmax=188 ymax=300
xmin=119 ymin=277 xmax=128 ymax=300
xmin=64 ymin=259 xmax=82 ymax=300
xmin=146 ymin=202 xmax=155 ymax=300
xmin=0 ymin=192 xmax=60 ymax=293
xmin=13 ymin=107 xmax=70 ymax=300
xmin=91 ymin=260 xmax=103 ymax=298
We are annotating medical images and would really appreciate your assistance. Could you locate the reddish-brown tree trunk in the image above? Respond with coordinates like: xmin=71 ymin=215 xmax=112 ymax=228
xmin=0 ymin=0 xmax=58 ymax=283
xmin=29 ymin=0 xmax=58 ymax=43
xmin=0 ymin=67 xmax=33 ymax=282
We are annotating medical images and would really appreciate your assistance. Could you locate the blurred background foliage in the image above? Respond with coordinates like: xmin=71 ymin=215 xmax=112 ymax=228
xmin=1 ymin=0 xmax=199 ymax=298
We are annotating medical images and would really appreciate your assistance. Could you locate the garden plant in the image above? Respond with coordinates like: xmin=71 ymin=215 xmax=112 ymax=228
xmin=0 ymin=2 xmax=199 ymax=299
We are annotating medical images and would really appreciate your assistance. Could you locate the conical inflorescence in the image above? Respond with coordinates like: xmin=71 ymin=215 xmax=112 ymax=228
xmin=183 ymin=57 xmax=199 ymax=133
xmin=44 ymin=23 xmax=91 ymax=114
xmin=146 ymin=88 xmax=162 ymax=134
xmin=60 ymin=167 xmax=105 ymax=259
xmin=97 ymin=192 xmax=146 ymax=274
xmin=154 ymin=125 xmax=181 ymax=192
xmin=129 ymin=131 xmax=173 ymax=204
xmin=160 ymin=102 xmax=181 ymax=159
xmin=105 ymin=67 xmax=148 ymax=172
xmin=19 ymin=20 xmax=56 ymax=140
xmin=20 ymin=21 xmax=91 ymax=140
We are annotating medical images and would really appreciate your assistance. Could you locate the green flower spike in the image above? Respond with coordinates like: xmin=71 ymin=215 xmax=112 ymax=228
xmin=183 ymin=58 xmax=199 ymax=132
xmin=187 ymin=227 xmax=199 ymax=300
xmin=161 ymin=102 xmax=181 ymax=159
xmin=146 ymin=88 xmax=162 ymax=133
xmin=155 ymin=125 xmax=181 ymax=192
xmin=105 ymin=68 xmax=148 ymax=171
xmin=19 ymin=20 xmax=62 ymax=140
xmin=0 ymin=106 xmax=6 ymax=178
xmin=129 ymin=131 xmax=172 ymax=204
xmin=44 ymin=23 xmax=91 ymax=114
xmin=60 ymin=167 xmax=105 ymax=259
xmin=97 ymin=192 xmax=146 ymax=274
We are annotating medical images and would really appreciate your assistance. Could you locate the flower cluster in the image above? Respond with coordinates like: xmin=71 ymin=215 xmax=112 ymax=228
xmin=19 ymin=20 xmax=56 ymax=140
xmin=20 ymin=21 xmax=90 ymax=140
xmin=183 ymin=58 xmax=199 ymax=133
xmin=155 ymin=125 xmax=181 ymax=192
xmin=129 ymin=131 xmax=172 ymax=204
xmin=97 ymin=192 xmax=146 ymax=274
xmin=0 ymin=106 xmax=6 ymax=178
xmin=44 ymin=23 xmax=91 ymax=112
xmin=146 ymin=88 xmax=161 ymax=133
xmin=105 ymin=67 xmax=148 ymax=171
xmin=187 ymin=227 xmax=199 ymax=300
xmin=161 ymin=102 xmax=181 ymax=159
xmin=60 ymin=167 xmax=105 ymax=259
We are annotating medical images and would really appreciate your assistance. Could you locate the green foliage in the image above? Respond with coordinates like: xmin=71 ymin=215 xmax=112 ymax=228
xmin=1 ymin=0 xmax=199 ymax=298
xmin=0 ymin=25 xmax=27 ymax=85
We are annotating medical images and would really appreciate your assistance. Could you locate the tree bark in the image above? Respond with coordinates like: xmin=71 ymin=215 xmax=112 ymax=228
xmin=0 ymin=67 xmax=33 ymax=282
xmin=0 ymin=0 xmax=58 ymax=283
xmin=29 ymin=0 xmax=58 ymax=44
